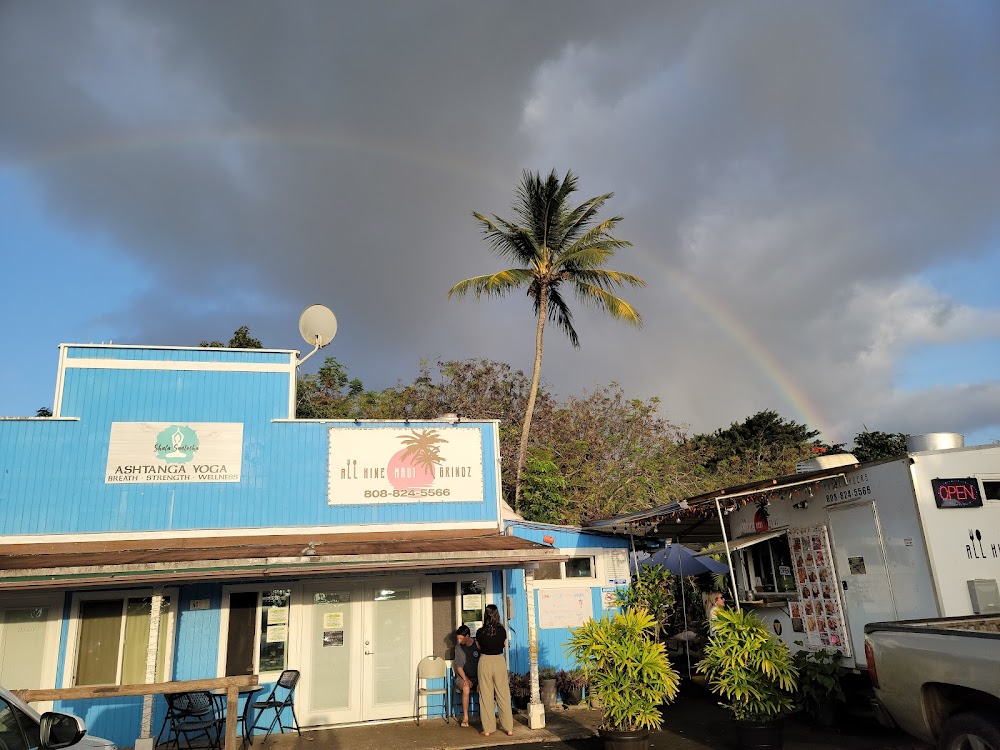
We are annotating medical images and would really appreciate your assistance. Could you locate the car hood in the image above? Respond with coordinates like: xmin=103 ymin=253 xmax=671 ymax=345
xmin=77 ymin=734 xmax=116 ymax=750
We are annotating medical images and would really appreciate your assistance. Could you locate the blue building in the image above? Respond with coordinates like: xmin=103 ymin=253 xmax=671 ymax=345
xmin=0 ymin=344 xmax=629 ymax=746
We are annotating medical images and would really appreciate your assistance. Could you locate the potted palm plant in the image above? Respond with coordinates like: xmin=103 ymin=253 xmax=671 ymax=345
xmin=696 ymin=608 xmax=798 ymax=749
xmin=567 ymin=608 xmax=681 ymax=750
xmin=792 ymin=646 xmax=845 ymax=728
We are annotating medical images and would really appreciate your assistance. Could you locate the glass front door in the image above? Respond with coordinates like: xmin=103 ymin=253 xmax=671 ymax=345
xmin=300 ymin=585 xmax=362 ymax=725
xmin=300 ymin=578 xmax=419 ymax=725
xmin=363 ymin=581 xmax=418 ymax=720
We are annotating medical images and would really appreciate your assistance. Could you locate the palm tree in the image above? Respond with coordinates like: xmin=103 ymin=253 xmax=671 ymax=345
xmin=448 ymin=169 xmax=645 ymax=511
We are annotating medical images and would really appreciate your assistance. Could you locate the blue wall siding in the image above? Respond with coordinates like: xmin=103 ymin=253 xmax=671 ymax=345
xmin=505 ymin=526 xmax=628 ymax=676
xmin=66 ymin=347 xmax=295 ymax=364
xmin=0 ymin=418 xmax=500 ymax=535
xmin=55 ymin=696 xmax=145 ymax=749
xmin=505 ymin=523 xmax=625 ymax=549
xmin=174 ymin=584 xmax=223 ymax=679
xmin=60 ymin=369 xmax=291 ymax=423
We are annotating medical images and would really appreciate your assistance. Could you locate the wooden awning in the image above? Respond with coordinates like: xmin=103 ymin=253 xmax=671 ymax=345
xmin=0 ymin=529 xmax=565 ymax=591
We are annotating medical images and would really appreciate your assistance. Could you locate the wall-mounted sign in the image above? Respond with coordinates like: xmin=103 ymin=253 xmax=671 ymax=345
xmin=538 ymin=588 xmax=593 ymax=629
xmin=105 ymin=422 xmax=243 ymax=483
xmin=328 ymin=427 xmax=484 ymax=504
xmin=932 ymin=478 xmax=983 ymax=509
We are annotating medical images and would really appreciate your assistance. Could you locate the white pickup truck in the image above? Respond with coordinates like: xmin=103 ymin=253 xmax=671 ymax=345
xmin=864 ymin=615 xmax=1000 ymax=750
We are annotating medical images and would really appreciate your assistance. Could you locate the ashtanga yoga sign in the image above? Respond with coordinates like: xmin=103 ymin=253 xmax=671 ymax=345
xmin=327 ymin=427 xmax=484 ymax=505
xmin=105 ymin=422 xmax=243 ymax=483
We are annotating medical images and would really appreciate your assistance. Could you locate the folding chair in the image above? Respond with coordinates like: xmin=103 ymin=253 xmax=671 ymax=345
xmin=244 ymin=670 xmax=301 ymax=743
xmin=414 ymin=656 xmax=449 ymax=725
xmin=160 ymin=692 xmax=222 ymax=750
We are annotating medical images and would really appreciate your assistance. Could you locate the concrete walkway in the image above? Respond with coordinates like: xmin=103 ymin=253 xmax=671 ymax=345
xmin=260 ymin=706 xmax=600 ymax=750
xmin=251 ymin=692 xmax=918 ymax=750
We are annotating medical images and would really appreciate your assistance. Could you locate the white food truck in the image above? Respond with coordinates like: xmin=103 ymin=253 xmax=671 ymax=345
xmin=697 ymin=434 xmax=1000 ymax=669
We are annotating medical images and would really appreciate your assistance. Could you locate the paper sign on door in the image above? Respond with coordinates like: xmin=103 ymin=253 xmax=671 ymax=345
xmin=323 ymin=612 xmax=344 ymax=629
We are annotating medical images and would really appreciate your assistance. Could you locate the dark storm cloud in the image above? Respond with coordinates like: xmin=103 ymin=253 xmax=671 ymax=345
xmin=1 ymin=1 xmax=998 ymax=442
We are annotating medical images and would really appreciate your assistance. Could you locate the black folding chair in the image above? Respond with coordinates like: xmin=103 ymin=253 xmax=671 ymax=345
xmin=244 ymin=670 xmax=301 ymax=744
xmin=160 ymin=692 xmax=222 ymax=750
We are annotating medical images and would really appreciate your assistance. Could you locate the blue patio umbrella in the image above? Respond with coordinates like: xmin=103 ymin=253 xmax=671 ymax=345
xmin=637 ymin=543 xmax=729 ymax=678
xmin=640 ymin=543 xmax=729 ymax=577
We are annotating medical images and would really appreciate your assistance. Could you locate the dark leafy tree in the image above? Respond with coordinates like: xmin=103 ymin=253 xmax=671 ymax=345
xmin=689 ymin=410 xmax=822 ymax=483
xmin=449 ymin=169 xmax=645 ymax=511
xmin=199 ymin=325 xmax=263 ymax=349
xmin=851 ymin=430 xmax=909 ymax=462
xmin=36 ymin=407 xmax=52 ymax=417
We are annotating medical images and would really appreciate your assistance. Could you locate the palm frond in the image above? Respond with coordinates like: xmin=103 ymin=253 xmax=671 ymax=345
xmin=572 ymin=269 xmax=647 ymax=290
xmin=546 ymin=287 xmax=581 ymax=347
xmin=448 ymin=269 xmax=534 ymax=299
xmin=562 ymin=218 xmax=629 ymax=258
xmin=473 ymin=212 xmax=540 ymax=266
xmin=573 ymin=281 xmax=644 ymax=326
xmin=559 ymin=193 xmax=614 ymax=245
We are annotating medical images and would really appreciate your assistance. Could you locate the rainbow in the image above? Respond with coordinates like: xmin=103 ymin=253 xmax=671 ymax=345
xmin=657 ymin=266 xmax=834 ymax=440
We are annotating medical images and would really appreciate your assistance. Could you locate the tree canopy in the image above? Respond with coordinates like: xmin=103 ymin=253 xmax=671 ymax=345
xmin=197 ymin=325 xmax=913 ymax=525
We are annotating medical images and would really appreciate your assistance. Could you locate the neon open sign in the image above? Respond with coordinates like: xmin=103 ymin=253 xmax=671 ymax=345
xmin=931 ymin=478 xmax=983 ymax=509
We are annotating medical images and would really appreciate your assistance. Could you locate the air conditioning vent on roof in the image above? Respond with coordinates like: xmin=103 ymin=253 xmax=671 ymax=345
xmin=795 ymin=453 xmax=859 ymax=474
xmin=906 ymin=433 xmax=964 ymax=452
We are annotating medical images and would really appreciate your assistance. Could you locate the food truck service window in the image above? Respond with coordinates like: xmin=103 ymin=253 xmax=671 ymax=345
xmin=747 ymin=537 xmax=796 ymax=595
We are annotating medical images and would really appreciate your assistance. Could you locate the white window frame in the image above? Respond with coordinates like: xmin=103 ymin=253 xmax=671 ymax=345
xmin=531 ymin=548 xmax=601 ymax=589
xmin=217 ymin=584 xmax=294 ymax=681
xmin=63 ymin=588 xmax=178 ymax=688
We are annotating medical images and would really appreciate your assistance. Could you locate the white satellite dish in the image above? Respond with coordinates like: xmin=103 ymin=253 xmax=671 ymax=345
xmin=297 ymin=304 xmax=338 ymax=366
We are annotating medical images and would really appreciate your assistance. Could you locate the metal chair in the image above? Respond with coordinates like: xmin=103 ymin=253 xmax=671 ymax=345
xmin=244 ymin=670 xmax=301 ymax=743
xmin=160 ymin=692 xmax=223 ymax=750
xmin=414 ymin=656 xmax=449 ymax=725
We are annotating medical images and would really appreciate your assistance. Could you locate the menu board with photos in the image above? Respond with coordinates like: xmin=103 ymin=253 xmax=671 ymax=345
xmin=787 ymin=526 xmax=851 ymax=657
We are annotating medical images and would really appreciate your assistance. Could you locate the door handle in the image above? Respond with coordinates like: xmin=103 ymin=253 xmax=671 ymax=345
xmin=364 ymin=650 xmax=374 ymax=655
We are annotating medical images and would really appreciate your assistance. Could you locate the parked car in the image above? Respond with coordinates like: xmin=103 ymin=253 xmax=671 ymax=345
xmin=864 ymin=615 xmax=1000 ymax=750
xmin=0 ymin=686 xmax=116 ymax=750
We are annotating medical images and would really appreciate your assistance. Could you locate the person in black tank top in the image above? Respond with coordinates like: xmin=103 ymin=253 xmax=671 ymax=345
xmin=475 ymin=604 xmax=514 ymax=736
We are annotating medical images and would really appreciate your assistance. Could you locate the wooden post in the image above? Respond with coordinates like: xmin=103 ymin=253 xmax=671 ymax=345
xmin=225 ymin=685 xmax=239 ymax=750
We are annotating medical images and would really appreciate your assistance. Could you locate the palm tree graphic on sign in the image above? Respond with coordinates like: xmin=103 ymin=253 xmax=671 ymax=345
xmin=387 ymin=429 xmax=448 ymax=490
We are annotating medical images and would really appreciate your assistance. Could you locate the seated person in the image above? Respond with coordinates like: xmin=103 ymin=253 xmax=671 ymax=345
xmin=452 ymin=624 xmax=480 ymax=727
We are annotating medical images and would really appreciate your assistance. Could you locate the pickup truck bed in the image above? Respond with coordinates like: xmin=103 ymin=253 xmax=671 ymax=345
xmin=865 ymin=615 xmax=1000 ymax=750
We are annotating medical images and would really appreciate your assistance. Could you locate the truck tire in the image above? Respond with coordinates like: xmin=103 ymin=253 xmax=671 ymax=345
xmin=939 ymin=712 xmax=1000 ymax=750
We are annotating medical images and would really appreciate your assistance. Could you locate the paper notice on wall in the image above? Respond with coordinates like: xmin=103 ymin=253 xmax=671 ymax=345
xmin=462 ymin=593 xmax=483 ymax=610
xmin=266 ymin=625 xmax=288 ymax=643
xmin=605 ymin=550 xmax=630 ymax=584
xmin=268 ymin=607 xmax=288 ymax=625
xmin=601 ymin=587 xmax=619 ymax=610
xmin=538 ymin=588 xmax=593 ymax=629
xmin=323 ymin=612 xmax=343 ymax=629
xmin=322 ymin=629 xmax=344 ymax=647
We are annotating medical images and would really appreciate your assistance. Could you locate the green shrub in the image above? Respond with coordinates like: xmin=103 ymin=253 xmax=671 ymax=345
xmin=566 ymin=607 xmax=680 ymax=731
xmin=696 ymin=608 xmax=798 ymax=722
xmin=792 ymin=646 xmax=844 ymax=718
